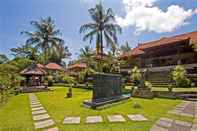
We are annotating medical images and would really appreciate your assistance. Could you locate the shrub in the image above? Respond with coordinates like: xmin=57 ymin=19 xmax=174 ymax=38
xmin=172 ymin=65 xmax=191 ymax=88
xmin=131 ymin=66 xmax=142 ymax=86
xmin=47 ymin=75 xmax=54 ymax=86
xmin=145 ymin=81 xmax=152 ymax=89
xmin=133 ymin=102 xmax=142 ymax=109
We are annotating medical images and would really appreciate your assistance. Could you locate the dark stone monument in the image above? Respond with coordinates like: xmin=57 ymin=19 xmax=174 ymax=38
xmin=83 ymin=73 xmax=130 ymax=109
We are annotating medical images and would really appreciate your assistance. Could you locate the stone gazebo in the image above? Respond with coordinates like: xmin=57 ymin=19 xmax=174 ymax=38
xmin=20 ymin=64 xmax=48 ymax=92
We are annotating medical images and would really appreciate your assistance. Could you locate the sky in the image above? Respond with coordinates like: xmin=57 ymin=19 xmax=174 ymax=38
xmin=0 ymin=0 xmax=197 ymax=62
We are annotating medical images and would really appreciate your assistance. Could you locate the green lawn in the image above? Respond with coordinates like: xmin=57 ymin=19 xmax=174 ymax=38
xmin=0 ymin=87 xmax=194 ymax=131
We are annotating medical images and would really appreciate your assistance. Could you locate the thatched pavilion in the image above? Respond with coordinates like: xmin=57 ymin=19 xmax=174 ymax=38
xmin=20 ymin=64 xmax=46 ymax=87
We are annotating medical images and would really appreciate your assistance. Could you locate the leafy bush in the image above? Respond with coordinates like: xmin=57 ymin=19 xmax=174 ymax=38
xmin=130 ymin=66 xmax=142 ymax=86
xmin=47 ymin=75 xmax=54 ymax=86
xmin=172 ymin=65 xmax=191 ymax=88
xmin=145 ymin=81 xmax=152 ymax=89
xmin=133 ymin=102 xmax=142 ymax=109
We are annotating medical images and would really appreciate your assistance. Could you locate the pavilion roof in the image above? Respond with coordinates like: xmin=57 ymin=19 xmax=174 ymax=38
xmin=45 ymin=63 xmax=63 ymax=70
xmin=67 ymin=63 xmax=87 ymax=70
xmin=20 ymin=64 xmax=46 ymax=75
xmin=121 ymin=31 xmax=197 ymax=58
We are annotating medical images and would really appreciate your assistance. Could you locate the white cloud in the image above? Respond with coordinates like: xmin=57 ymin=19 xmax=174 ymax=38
xmin=80 ymin=0 xmax=100 ymax=5
xmin=116 ymin=0 xmax=197 ymax=33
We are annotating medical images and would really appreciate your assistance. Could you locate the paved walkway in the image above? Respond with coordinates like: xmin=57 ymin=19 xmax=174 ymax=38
xmin=29 ymin=93 xmax=58 ymax=131
xmin=150 ymin=101 xmax=197 ymax=131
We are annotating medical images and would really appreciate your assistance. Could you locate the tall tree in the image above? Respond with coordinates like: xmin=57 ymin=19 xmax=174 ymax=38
xmin=48 ymin=43 xmax=71 ymax=64
xmin=79 ymin=45 xmax=93 ymax=59
xmin=120 ymin=41 xmax=131 ymax=53
xmin=10 ymin=44 xmax=39 ymax=61
xmin=0 ymin=54 xmax=9 ymax=64
xmin=79 ymin=2 xmax=122 ymax=54
xmin=22 ymin=17 xmax=65 ymax=63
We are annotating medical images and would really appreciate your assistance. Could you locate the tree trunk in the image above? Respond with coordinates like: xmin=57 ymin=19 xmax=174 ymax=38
xmin=100 ymin=31 xmax=103 ymax=54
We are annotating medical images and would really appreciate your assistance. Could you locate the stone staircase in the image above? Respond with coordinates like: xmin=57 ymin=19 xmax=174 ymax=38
xmin=147 ymin=71 xmax=175 ymax=88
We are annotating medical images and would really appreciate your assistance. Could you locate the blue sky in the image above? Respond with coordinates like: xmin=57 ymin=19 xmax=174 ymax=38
xmin=0 ymin=0 xmax=197 ymax=61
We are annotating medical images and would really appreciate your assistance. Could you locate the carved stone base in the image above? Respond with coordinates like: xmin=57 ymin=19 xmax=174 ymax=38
xmin=83 ymin=94 xmax=130 ymax=109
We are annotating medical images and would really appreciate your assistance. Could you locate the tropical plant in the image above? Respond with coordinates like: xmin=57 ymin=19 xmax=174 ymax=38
xmin=102 ymin=53 xmax=120 ymax=73
xmin=172 ymin=65 xmax=191 ymax=87
xmin=79 ymin=2 xmax=122 ymax=54
xmin=0 ymin=54 xmax=9 ymax=64
xmin=120 ymin=41 xmax=131 ymax=53
xmin=11 ymin=44 xmax=39 ymax=61
xmin=22 ymin=17 xmax=66 ymax=63
xmin=48 ymin=43 xmax=71 ymax=64
xmin=191 ymin=42 xmax=197 ymax=51
xmin=79 ymin=45 xmax=93 ymax=59
xmin=131 ymin=66 xmax=142 ymax=86
xmin=0 ymin=57 xmax=31 ymax=103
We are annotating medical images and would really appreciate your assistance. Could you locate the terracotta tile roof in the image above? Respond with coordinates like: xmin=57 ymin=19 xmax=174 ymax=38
xmin=67 ymin=63 xmax=87 ymax=70
xmin=36 ymin=63 xmax=44 ymax=69
xmin=45 ymin=63 xmax=63 ymax=70
xmin=20 ymin=64 xmax=46 ymax=75
xmin=122 ymin=31 xmax=197 ymax=58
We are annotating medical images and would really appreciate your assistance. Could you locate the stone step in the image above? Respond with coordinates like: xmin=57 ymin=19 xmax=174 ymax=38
xmin=32 ymin=109 xmax=47 ymax=115
xmin=33 ymin=114 xmax=50 ymax=121
xmin=34 ymin=119 xmax=55 ymax=129
xmin=107 ymin=115 xmax=126 ymax=122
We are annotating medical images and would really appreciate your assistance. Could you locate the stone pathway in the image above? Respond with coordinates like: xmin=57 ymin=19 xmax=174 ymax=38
xmin=150 ymin=101 xmax=197 ymax=131
xmin=62 ymin=114 xmax=148 ymax=124
xmin=168 ymin=101 xmax=196 ymax=117
xmin=29 ymin=93 xmax=58 ymax=131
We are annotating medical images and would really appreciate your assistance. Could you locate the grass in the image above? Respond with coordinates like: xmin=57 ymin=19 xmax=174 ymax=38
xmin=0 ymin=86 xmax=194 ymax=131
xmin=0 ymin=94 xmax=33 ymax=131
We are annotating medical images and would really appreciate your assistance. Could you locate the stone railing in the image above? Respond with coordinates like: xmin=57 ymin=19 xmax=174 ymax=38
xmin=121 ymin=63 xmax=197 ymax=72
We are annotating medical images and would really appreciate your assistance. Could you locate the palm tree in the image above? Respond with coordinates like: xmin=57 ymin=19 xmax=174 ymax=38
xmin=22 ymin=17 xmax=64 ymax=63
xmin=79 ymin=45 xmax=93 ymax=59
xmin=79 ymin=46 xmax=94 ymax=68
xmin=79 ymin=2 xmax=122 ymax=55
xmin=120 ymin=41 xmax=131 ymax=53
xmin=11 ymin=44 xmax=39 ymax=61
xmin=48 ymin=43 xmax=71 ymax=64
xmin=0 ymin=54 xmax=9 ymax=64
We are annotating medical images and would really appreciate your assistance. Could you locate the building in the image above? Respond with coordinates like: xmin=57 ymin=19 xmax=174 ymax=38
xmin=20 ymin=64 xmax=46 ymax=87
xmin=121 ymin=31 xmax=197 ymax=85
xmin=66 ymin=63 xmax=87 ymax=76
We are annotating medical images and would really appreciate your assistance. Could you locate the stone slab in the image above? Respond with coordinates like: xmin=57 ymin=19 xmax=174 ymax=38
xmin=180 ymin=113 xmax=193 ymax=117
xmin=63 ymin=117 xmax=80 ymax=124
xmin=34 ymin=119 xmax=55 ymax=129
xmin=31 ymin=102 xmax=40 ymax=105
xmin=86 ymin=116 xmax=103 ymax=123
xmin=156 ymin=118 xmax=173 ymax=128
xmin=31 ymin=104 xmax=42 ymax=108
xmin=150 ymin=125 xmax=168 ymax=131
xmin=32 ymin=106 xmax=44 ymax=111
xmin=174 ymin=120 xmax=192 ymax=127
xmin=32 ymin=109 xmax=47 ymax=115
xmin=107 ymin=115 xmax=126 ymax=122
xmin=44 ymin=127 xmax=59 ymax=131
xmin=33 ymin=114 xmax=50 ymax=121
xmin=192 ymin=124 xmax=197 ymax=129
xmin=127 ymin=114 xmax=148 ymax=121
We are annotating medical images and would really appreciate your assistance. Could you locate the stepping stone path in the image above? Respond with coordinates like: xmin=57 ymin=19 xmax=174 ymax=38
xmin=29 ymin=93 xmax=58 ymax=131
xmin=168 ymin=101 xmax=196 ymax=117
xmin=150 ymin=101 xmax=197 ymax=131
xmin=62 ymin=114 xmax=148 ymax=124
